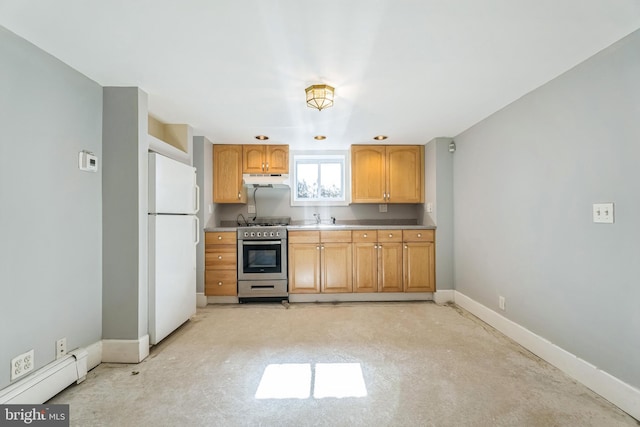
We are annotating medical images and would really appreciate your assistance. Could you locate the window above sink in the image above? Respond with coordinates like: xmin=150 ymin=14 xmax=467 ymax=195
xmin=290 ymin=151 xmax=350 ymax=207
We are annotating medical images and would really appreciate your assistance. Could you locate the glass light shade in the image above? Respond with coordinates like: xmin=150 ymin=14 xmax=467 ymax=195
xmin=305 ymin=84 xmax=334 ymax=111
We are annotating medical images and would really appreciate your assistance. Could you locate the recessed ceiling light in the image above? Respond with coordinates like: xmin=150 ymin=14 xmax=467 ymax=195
xmin=255 ymin=135 xmax=269 ymax=140
xmin=373 ymin=135 xmax=388 ymax=141
xmin=314 ymin=135 xmax=327 ymax=140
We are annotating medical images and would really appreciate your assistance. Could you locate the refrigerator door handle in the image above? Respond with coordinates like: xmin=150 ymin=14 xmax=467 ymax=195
xmin=194 ymin=184 xmax=200 ymax=214
xmin=194 ymin=216 xmax=200 ymax=245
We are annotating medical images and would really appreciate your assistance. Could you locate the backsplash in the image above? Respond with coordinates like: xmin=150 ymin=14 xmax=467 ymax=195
xmin=210 ymin=187 xmax=425 ymax=227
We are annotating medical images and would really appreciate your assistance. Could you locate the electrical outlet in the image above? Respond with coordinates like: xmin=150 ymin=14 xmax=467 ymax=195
xmin=426 ymin=203 xmax=433 ymax=213
xmin=248 ymin=205 xmax=256 ymax=214
xmin=379 ymin=204 xmax=387 ymax=213
xmin=56 ymin=338 xmax=67 ymax=360
xmin=593 ymin=203 xmax=614 ymax=223
xmin=498 ymin=296 xmax=506 ymax=311
xmin=10 ymin=349 xmax=34 ymax=381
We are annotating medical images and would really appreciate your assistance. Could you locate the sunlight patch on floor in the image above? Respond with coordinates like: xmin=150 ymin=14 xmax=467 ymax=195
xmin=255 ymin=363 xmax=368 ymax=399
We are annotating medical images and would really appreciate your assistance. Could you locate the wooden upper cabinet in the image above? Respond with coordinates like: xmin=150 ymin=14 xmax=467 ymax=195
xmin=351 ymin=145 xmax=386 ymax=203
xmin=266 ymin=145 xmax=289 ymax=173
xmin=213 ymin=145 xmax=246 ymax=204
xmin=351 ymin=145 xmax=424 ymax=204
xmin=387 ymin=146 xmax=424 ymax=203
xmin=242 ymin=145 xmax=289 ymax=174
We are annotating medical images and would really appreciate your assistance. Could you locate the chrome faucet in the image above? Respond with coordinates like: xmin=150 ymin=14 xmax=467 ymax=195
xmin=313 ymin=213 xmax=321 ymax=224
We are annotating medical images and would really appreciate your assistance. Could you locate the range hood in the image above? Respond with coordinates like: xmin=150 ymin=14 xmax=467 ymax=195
xmin=242 ymin=174 xmax=290 ymax=187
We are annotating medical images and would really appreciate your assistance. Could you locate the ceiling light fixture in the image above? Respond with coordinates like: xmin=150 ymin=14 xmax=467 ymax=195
xmin=314 ymin=135 xmax=327 ymax=140
xmin=255 ymin=135 xmax=269 ymax=140
xmin=373 ymin=135 xmax=388 ymax=141
xmin=305 ymin=84 xmax=334 ymax=111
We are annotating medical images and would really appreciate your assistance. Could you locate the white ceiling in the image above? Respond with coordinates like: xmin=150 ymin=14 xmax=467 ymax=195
xmin=2 ymin=1 xmax=639 ymax=150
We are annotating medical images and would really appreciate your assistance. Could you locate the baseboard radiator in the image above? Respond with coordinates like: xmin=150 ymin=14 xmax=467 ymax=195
xmin=0 ymin=349 xmax=88 ymax=404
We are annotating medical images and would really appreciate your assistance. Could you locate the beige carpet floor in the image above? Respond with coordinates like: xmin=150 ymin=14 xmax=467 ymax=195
xmin=49 ymin=302 xmax=637 ymax=426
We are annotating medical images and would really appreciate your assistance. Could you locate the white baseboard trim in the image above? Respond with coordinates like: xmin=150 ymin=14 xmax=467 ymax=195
xmin=434 ymin=289 xmax=454 ymax=304
xmin=196 ymin=293 xmax=208 ymax=307
xmin=454 ymin=291 xmax=640 ymax=421
xmin=102 ymin=335 xmax=149 ymax=363
xmin=289 ymin=293 xmax=433 ymax=303
xmin=0 ymin=348 xmax=88 ymax=404
xmin=85 ymin=340 xmax=102 ymax=371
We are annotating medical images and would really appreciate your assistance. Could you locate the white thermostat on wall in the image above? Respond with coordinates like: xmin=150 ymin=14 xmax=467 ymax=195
xmin=78 ymin=150 xmax=98 ymax=172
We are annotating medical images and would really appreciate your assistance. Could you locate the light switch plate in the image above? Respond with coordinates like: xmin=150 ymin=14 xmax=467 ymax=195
xmin=248 ymin=205 xmax=256 ymax=214
xmin=593 ymin=203 xmax=614 ymax=223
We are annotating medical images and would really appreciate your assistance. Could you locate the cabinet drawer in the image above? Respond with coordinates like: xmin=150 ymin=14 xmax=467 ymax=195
xmin=352 ymin=230 xmax=377 ymax=242
xmin=403 ymin=229 xmax=434 ymax=242
xmin=288 ymin=230 xmax=320 ymax=244
xmin=205 ymin=270 xmax=237 ymax=296
xmin=378 ymin=230 xmax=402 ymax=242
xmin=320 ymin=230 xmax=352 ymax=243
xmin=205 ymin=247 xmax=237 ymax=269
xmin=205 ymin=231 xmax=236 ymax=245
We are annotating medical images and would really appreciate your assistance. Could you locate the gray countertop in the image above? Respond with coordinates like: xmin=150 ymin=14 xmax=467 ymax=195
xmin=204 ymin=222 xmax=436 ymax=232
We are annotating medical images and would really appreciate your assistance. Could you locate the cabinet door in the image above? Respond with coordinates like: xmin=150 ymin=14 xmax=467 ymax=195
xmin=321 ymin=243 xmax=352 ymax=293
xmin=353 ymin=242 xmax=378 ymax=292
xmin=243 ymin=145 xmax=266 ymax=173
xmin=379 ymin=242 xmax=403 ymax=292
xmin=266 ymin=145 xmax=289 ymax=173
xmin=288 ymin=243 xmax=320 ymax=293
xmin=213 ymin=145 xmax=246 ymax=203
xmin=403 ymin=241 xmax=435 ymax=292
xmin=351 ymin=145 xmax=386 ymax=203
xmin=387 ymin=145 xmax=424 ymax=203
xmin=205 ymin=270 xmax=237 ymax=296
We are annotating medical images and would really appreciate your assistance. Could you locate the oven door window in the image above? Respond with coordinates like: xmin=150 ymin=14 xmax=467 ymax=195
xmin=242 ymin=243 xmax=282 ymax=274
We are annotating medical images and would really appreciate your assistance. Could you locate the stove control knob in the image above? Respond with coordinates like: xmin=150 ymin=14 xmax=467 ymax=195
xmin=257 ymin=232 xmax=262 ymax=237
xmin=244 ymin=232 xmax=249 ymax=237
xmin=250 ymin=232 xmax=255 ymax=237
xmin=275 ymin=232 xmax=280 ymax=237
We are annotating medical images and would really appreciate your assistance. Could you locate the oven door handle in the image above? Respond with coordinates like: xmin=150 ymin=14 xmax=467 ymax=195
xmin=240 ymin=240 xmax=283 ymax=245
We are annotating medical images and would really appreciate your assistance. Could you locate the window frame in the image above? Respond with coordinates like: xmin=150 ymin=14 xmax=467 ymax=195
xmin=290 ymin=151 xmax=350 ymax=207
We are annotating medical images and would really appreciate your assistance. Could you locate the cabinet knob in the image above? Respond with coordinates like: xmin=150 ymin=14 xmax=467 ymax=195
xmin=316 ymin=246 xmax=320 ymax=250
xmin=388 ymin=233 xmax=393 ymax=238
xmin=404 ymin=245 xmax=408 ymax=249
xmin=237 ymin=192 xmax=241 ymax=199
xmin=217 ymin=235 xmax=222 ymax=240
xmin=262 ymin=163 xmax=265 ymax=171
xmin=363 ymin=233 xmax=368 ymax=238
xmin=266 ymin=162 xmax=269 ymax=171
xmin=418 ymin=233 xmax=422 ymax=238
xmin=218 ymin=255 xmax=223 ymax=260
xmin=218 ymin=281 xmax=223 ymax=286
xmin=374 ymin=245 xmax=378 ymax=249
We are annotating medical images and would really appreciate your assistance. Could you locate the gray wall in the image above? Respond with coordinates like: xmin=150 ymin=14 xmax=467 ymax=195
xmin=102 ymin=87 xmax=148 ymax=340
xmin=0 ymin=27 xmax=103 ymax=388
xmin=453 ymin=29 xmax=640 ymax=388
xmin=193 ymin=136 xmax=213 ymax=294
xmin=425 ymin=138 xmax=455 ymax=290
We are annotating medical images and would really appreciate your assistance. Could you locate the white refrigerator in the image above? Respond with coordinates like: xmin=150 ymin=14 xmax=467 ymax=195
xmin=148 ymin=152 xmax=199 ymax=345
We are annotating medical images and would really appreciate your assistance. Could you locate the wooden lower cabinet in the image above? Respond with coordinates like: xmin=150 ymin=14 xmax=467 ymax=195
xmin=205 ymin=231 xmax=238 ymax=296
xmin=288 ymin=231 xmax=352 ymax=293
xmin=403 ymin=230 xmax=435 ymax=292
xmin=288 ymin=242 xmax=320 ymax=293
xmin=352 ymin=230 xmax=403 ymax=292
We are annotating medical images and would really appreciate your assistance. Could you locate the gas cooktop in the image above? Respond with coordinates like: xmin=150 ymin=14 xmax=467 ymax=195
xmin=240 ymin=216 xmax=290 ymax=227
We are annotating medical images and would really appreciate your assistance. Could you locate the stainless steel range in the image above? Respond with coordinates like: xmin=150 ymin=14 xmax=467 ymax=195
xmin=237 ymin=217 xmax=289 ymax=301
